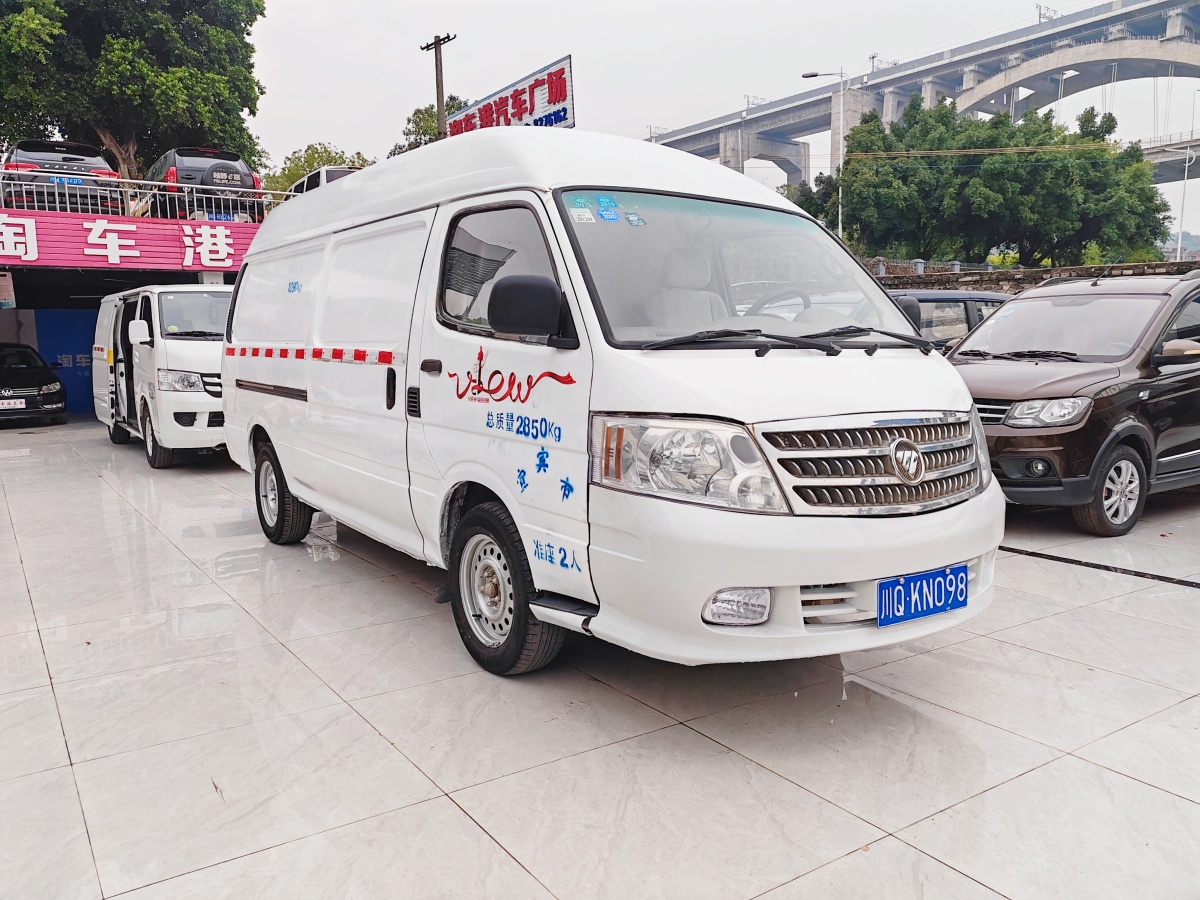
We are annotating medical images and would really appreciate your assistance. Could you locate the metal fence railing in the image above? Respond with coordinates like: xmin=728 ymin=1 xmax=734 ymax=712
xmin=0 ymin=168 xmax=293 ymax=222
xmin=860 ymin=257 xmax=996 ymax=276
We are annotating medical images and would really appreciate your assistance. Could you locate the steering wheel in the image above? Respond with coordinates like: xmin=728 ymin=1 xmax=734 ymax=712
xmin=745 ymin=287 xmax=812 ymax=317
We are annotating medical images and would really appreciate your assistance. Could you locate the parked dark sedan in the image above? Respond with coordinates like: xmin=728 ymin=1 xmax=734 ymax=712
xmin=0 ymin=140 xmax=122 ymax=214
xmin=948 ymin=273 xmax=1200 ymax=535
xmin=0 ymin=343 xmax=67 ymax=426
xmin=888 ymin=290 xmax=1010 ymax=344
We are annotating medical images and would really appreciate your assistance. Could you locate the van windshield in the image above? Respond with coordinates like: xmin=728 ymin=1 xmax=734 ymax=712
xmin=953 ymin=293 xmax=1165 ymax=362
xmin=158 ymin=291 xmax=232 ymax=339
xmin=558 ymin=189 xmax=912 ymax=348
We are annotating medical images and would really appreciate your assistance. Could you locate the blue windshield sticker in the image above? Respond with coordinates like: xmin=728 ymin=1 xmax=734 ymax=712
xmin=625 ymin=212 xmax=646 ymax=227
xmin=597 ymin=207 xmax=620 ymax=222
xmin=571 ymin=195 xmax=594 ymax=208
xmin=596 ymin=195 xmax=618 ymax=208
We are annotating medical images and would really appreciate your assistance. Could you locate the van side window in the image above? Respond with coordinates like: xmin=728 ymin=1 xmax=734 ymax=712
xmin=305 ymin=172 xmax=321 ymax=192
xmin=138 ymin=295 xmax=153 ymax=329
xmin=440 ymin=207 xmax=556 ymax=331
xmin=1165 ymin=296 xmax=1200 ymax=342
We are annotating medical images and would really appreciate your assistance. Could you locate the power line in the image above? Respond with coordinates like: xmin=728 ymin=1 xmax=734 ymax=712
xmin=846 ymin=143 xmax=1117 ymax=159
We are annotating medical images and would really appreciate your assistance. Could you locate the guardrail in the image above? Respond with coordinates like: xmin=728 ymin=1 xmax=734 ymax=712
xmin=0 ymin=168 xmax=293 ymax=222
xmin=861 ymin=257 xmax=995 ymax=276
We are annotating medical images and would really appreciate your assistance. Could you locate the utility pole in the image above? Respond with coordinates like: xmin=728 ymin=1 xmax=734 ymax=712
xmin=420 ymin=33 xmax=457 ymax=140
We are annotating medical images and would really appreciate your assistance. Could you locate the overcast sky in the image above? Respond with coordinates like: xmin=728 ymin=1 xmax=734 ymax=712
xmin=249 ymin=0 xmax=1200 ymax=234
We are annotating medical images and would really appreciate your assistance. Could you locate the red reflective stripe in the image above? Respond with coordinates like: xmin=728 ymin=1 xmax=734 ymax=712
xmin=353 ymin=348 xmax=367 ymax=362
xmin=239 ymin=347 xmax=247 ymax=356
xmin=378 ymin=350 xmax=394 ymax=365
xmin=295 ymin=348 xmax=306 ymax=360
xmin=225 ymin=347 xmax=234 ymax=356
xmin=331 ymin=348 xmax=344 ymax=361
xmin=251 ymin=347 xmax=260 ymax=357
xmin=280 ymin=348 xmax=289 ymax=359
xmin=265 ymin=348 xmax=274 ymax=358
xmin=311 ymin=348 xmax=323 ymax=359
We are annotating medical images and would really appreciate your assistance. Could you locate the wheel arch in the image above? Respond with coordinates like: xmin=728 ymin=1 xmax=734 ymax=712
xmin=440 ymin=481 xmax=504 ymax=565
xmin=1091 ymin=417 xmax=1156 ymax=482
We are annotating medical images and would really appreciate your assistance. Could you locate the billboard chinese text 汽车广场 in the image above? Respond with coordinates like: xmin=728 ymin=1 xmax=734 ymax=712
xmin=447 ymin=56 xmax=574 ymax=136
xmin=0 ymin=209 xmax=255 ymax=271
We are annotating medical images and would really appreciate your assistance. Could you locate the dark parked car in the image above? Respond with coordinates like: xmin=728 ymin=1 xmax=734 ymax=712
xmin=948 ymin=273 xmax=1200 ymax=535
xmin=0 ymin=343 xmax=67 ymax=426
xmin=888 ymin=290 xmax=1010 ymax=345
xmin=132 ymin=147 xmax=263 ymax=223
xmin=0 ymin=140 xmax=121 ymax=214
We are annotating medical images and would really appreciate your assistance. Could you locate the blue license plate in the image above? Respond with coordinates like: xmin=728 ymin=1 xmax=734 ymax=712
xmin=206 ymin=212 xmax=233 ymax=221
xmin=52 ymin=176 xmax=83 ymax=185
xmin=878 ymin=564 xmax=968 ymax=627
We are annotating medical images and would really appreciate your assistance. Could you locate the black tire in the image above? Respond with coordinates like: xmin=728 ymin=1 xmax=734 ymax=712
xmin=108 ymin=421 xmax=131 ymax=444
xmin=141 ymin=408 xmax=175 ymax=469
xmin=1071 ymin=444 xmax=1147 ymax=537
xmin=254 ymin=442 xmax=313 ymax=544
xmin=448 ymin=501 xmax=565 ymax=675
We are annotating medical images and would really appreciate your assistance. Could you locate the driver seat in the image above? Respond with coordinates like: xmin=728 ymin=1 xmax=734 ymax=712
xmin=649 ymin=250 xmax=725 ymax=328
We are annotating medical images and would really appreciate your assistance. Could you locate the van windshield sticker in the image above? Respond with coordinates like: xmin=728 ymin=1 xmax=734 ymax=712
xmin=568 ymin=208 xmax=595 ymax=224
xmin=625 ymin=212 xmax=646 ymax=227
xmin=570 ymin=196 xmax=594 ymax=208
xmin=596 ymin=195 xmax=618 ymax=208
xmin=596 ymin=208 xmax=620 ymax=222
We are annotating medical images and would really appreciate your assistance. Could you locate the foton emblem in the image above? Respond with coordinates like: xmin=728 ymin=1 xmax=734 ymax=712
xmin=890 ymin=438 xmax=926 ymax=485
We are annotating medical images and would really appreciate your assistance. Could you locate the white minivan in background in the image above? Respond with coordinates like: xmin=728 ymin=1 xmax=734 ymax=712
xmin=93 ymin=284 xmax=231 ymax=467
xmin=224 ymin=128 xmax=1004 ymax=675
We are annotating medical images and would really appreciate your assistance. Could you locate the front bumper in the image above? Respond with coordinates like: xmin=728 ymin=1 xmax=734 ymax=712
xmin=585 ymin=480 xmax=1005 ymax=665
xmin=997 ymin=475 xmax=1093 ymax=506
xmin=0 ymin=396 xmax=66 ymax=421
xmin=153 ymin=392 xmax=225 ymax=449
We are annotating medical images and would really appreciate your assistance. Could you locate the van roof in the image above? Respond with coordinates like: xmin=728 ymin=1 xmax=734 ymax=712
xmin=99 ymin=284 xmax=232 ymax=303
xmin=248 ymin=128 xmax=802 ymax=257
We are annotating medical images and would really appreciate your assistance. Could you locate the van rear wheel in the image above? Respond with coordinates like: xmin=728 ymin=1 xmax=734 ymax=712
xmin=448 ymin=501 xmax=565 ymax=675
xmin=254 ymin=443 xmax=313 ymax=544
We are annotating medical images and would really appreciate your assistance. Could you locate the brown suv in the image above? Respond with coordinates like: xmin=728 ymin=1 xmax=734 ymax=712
xmin=947 ymin=273 xmax=1200 ymax=536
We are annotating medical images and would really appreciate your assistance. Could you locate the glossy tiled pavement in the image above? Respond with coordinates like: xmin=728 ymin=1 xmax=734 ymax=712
xmin=1 ymin=422 xmax=1197 ymax=899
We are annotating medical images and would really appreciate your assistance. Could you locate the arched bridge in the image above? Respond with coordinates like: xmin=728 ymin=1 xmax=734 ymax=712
xmin=656 ymin=0 xmax=1200 ymax=184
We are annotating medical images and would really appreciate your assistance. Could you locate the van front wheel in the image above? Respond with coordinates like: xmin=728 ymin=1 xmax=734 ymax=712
xmin=142 ymin=409 xmax=175 ymax=469
xmin=449 ymin=501 xmax=565 ymax=675
xmin=254 ymin=443 xmax=313 ymax=544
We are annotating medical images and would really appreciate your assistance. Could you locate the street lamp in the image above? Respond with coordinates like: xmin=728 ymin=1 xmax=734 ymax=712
xmin=1177 ymin=89 xmax=1200 ymax=263
xmin=804 ymin=69 xmax=848 ymax=239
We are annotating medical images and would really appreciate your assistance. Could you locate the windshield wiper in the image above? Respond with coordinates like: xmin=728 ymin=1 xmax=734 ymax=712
xmin=167 ymin=330 xmax=223 ymax=338
xmin=954 ymin=349 xmax=994 ymax=358
xmin=800 ymin=325 xmax=935 ymax=355
xmin=643 ymin=328 xmax=840 ymax=355
xmin=1000 ymin=349 xmax=1080 ymax=361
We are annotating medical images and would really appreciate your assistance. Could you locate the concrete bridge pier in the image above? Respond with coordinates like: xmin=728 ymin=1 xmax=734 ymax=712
xmin=830 ymin=88 xmax=877 ymax=171
xmin=719 ymin=126 xmax=811 ymax=184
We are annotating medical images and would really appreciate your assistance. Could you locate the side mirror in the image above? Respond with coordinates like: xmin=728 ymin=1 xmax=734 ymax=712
xmin=896 ymin=295 xmax=923 ymax=331
xmin=128 ymin=319 xmax=151 ymax=345
xmin=489 ymin=275 xmax=579 ymax=349
xmin=1154 ymin=338 xmax=1200 ymax=366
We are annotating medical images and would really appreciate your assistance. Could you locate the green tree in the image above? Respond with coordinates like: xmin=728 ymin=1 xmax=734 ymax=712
xmin=779 ymin=173 xmax=837 ymax=226
xmin=0 ymin=0 xmax=265 ymax=178
xmin=387 ymin=95 xmax=469 ymax=156
xmin=832 ymin=97 xmax=1169 ymax=267
xmin=263 ymin=142 xmax=374 ymax=192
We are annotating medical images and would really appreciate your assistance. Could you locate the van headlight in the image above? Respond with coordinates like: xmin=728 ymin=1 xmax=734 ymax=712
xmin=970 ymin=405 xmax=993 ymax=490
xmin=1004 ymin=397 xmax=1090 ymax=427
xmin=590 ymin=415 xmax=788 ymax=514
xmin=157 ymin=369 xmax=204 ymax=392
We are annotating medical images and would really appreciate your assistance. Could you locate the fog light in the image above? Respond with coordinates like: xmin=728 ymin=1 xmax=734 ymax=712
xmin=702 ymin=588 xmax=772 ymax=626
xmin=173 ymin=412 xmax=196 ymax=426
xmin=1025 ymin=458 xmax=1050 ymax=477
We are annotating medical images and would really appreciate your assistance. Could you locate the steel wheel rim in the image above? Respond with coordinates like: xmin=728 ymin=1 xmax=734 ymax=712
xmin=1102 ymin=460 xmax=1140 ymax=525
xmin=144 ymin=417 xmax=154 ymax=456
xmin=459 ymin=533 xmax=514 ymax=648
xmin=258 ymin=460 xmax=279 ymax=527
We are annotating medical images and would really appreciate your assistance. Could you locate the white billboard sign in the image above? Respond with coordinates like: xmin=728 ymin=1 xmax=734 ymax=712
xmin=448 ymin=55 xmax=574 ymax=135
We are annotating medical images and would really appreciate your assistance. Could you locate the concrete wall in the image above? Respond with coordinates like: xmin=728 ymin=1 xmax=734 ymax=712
xmin=879 ymin=260 xmax=1200 ymax=294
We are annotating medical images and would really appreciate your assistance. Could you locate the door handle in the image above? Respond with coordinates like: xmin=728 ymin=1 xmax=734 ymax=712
xmin=385 ymin=367 xmax=397 ymax=410
xmin=420 ymin=359 xmax=442 ymax=375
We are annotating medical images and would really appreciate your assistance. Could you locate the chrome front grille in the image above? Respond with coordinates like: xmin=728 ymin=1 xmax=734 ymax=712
xmin=757 ymin=412 xmax=981 ymax=516
xmin=0 ymin=387 xmax=39 ymax=397
xmin=975 ymin=399 xmax=1013 ymax=425
xmin=201 ymin=373 xmax=222 ymax=398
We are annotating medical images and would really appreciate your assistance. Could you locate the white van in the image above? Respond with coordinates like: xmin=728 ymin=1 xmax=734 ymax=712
xmin=286 ymin=165 xmax=363 ymax=198
xmin=225 ymin=128 xmax=1004 ymax=674
xmin=93 ymin=284 xmax=231 ymax=467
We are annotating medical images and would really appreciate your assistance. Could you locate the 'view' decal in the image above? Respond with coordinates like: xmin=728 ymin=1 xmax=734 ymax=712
xmin=448 ymin=346 xmax=574 ymax=403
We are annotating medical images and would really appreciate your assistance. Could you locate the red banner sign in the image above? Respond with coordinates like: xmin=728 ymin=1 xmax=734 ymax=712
xmin=0 ymin=210 xmax=256 ymax=271
xmin=448 ymin=55 xmax=575 ymax=136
